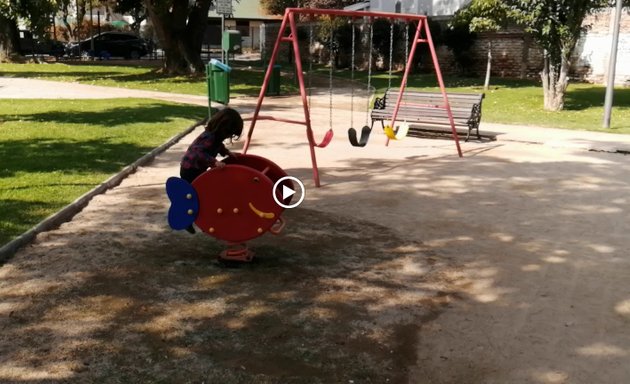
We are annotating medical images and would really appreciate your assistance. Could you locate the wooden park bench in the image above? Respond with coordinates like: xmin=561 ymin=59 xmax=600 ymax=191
xmin=370 ymin=90 xmax=487 ymax=141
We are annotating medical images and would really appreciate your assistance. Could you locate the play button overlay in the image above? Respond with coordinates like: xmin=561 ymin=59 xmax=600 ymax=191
xmin=273 ymin=176 xmax=305 ymax=209
xmin=282 ymin=185 xmax=295 ymax=200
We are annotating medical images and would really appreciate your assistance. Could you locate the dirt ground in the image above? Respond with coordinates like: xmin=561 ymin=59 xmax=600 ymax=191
xmin=1 ymin=90 xmax=630 ymax=383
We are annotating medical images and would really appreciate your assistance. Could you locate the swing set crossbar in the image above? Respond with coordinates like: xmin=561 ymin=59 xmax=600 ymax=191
xmin=243 ymin=7 xmax=462 ymax=188
xmin=286 ymin=8 xmax=429 ymax=21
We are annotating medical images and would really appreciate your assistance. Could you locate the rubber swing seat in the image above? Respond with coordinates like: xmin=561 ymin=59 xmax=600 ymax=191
xmin=384 ymin=122 xmax=410 ymax=140
xmin=348 ymin=126 xmax=372 ymax=147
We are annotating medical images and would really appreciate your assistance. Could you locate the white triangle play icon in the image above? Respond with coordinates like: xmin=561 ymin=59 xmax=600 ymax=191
xmin=273 ymin=176 xmax=305 ymax=209
xmin=282 ymin=185 xmax=296 ymax=200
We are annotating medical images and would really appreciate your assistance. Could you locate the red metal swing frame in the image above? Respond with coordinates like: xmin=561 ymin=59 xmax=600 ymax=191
xmin=242 ymin=8 xmax=462 ymax=187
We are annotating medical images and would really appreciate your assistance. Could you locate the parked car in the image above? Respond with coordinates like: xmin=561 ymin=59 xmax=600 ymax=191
xmin=66 ymin=32 xmax=151 ymax=59
xmin=18 ymin=30 xmax=65 ymax=57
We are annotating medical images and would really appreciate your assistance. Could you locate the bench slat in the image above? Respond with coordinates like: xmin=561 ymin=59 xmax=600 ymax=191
xmin=372 ymin=111 xmax=473 ymax=121
xmin=386 ymin=91 xmax=484 ymax=100
xmin=371 ymin=116 xmax=471 ymax=126
xmin=376 ymin=108 xmax=473 ymax=118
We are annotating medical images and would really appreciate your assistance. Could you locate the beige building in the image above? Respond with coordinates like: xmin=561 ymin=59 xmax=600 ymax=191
xmin=206 ymin=0 xmax=281 ymax=51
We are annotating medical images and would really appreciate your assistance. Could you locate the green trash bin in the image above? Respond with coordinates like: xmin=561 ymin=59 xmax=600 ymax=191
xmin=207 ymin=59 xmax=231 ymax=106
xmin=266 ymin=64 xmax=282 ymax=96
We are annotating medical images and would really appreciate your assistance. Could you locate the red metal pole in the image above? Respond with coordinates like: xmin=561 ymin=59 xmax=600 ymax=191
xmin=385 ymin=18 xmax=424 ymax=147
xmin=424 ymin=19 xmax=463 ymax=157
xmin=243 ymin=10 xmax=291 ymax=154
xmin=288 ymin=11 xmax=322 ymax=187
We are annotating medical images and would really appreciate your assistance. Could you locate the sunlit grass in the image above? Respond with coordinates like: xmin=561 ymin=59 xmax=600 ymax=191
xmin=0 ymin=98 xmax=206 ymax=245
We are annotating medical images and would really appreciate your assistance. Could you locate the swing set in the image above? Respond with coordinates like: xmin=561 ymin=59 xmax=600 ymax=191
xmin=242 ymin=8 xmax=462 ymax=187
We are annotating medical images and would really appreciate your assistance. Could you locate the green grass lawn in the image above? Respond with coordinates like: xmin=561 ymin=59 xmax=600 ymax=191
xmin=0 ymin=99 xmax=206 ymax=246
xmin=1 ymin=62 xmax=628 ymax=132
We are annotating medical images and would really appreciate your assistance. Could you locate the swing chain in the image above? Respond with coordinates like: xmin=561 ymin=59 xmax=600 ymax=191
xmin=329 ymin=20 xmax=334 ymax=132
xmin=405 ymin=23 xmax=409 ymax=68
xmin=365 ymin=21 xmax=373 ymax=128
xmin=308 ymin=23 xmax=314 ymax=110
xmin=387 ymin=22 xmax=394 ymax=91
xmin=403 ymin=23 xmax=409 ymax=89
xmin=350 ymin=18 xmax=355 ymax=129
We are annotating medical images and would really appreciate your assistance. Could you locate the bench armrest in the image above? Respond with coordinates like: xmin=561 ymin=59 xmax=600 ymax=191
xmin=373 ymin=96 xmax=386 ymax=110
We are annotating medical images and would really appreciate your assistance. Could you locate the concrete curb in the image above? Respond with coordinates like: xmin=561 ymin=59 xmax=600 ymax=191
xmin=0 ymin=120 xmax=203 ymax=264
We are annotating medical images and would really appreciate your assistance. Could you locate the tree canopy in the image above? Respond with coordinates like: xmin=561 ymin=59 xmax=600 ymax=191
xmin=454 ymin=0 xmax=625 ymax=110
xmin=452 ymin=0 xmax=509 ymax=33
xmin=113 ymin=0 xmax=146 ymax=33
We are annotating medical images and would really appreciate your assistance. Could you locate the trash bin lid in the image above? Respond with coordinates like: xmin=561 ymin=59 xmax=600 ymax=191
xmin=209 ymin=58 xmax=231 ymax=72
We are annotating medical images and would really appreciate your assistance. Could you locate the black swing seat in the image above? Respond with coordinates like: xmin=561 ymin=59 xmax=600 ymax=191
xmin=348 ymin=126 xmax=372 ymax=147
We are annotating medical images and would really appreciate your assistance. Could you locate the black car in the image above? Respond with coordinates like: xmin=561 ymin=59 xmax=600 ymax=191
xmin=67 ymin=32 xmax=151 ymax=59
xmin=18 ymin=30 xmax=65 ymax=57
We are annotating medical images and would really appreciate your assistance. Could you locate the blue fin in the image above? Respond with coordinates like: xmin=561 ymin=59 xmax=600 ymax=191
xmin=165 ymin=177 xmax=199 ymax=230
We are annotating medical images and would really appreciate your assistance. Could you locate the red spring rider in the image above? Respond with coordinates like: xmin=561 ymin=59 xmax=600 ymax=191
xmin=166 ymin=154 xmax=293 ymax=262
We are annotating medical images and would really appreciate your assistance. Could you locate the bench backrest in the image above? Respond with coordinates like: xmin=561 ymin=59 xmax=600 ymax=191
xmin=384 ymin=90 xmax=484 ymax=110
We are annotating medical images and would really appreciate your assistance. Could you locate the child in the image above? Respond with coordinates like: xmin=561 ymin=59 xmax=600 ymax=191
xmin=180 ymin=107 xmax=244 ymax=233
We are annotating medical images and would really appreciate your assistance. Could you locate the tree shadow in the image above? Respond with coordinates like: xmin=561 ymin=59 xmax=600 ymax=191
xmin=0 ymin=199 xmax=64 ymax=245
xmin=0 ymin=103 xmax=206 ymax=127
xmin=304 ymin=152 xmax=630 ymax=383
xmin=0 ymin=139 xmax=154 ymax=177
xmin=1 ymin=142 xmax=629 ymax=383
xmin=564 ymin=85 xmax=630 ymax=111
xmin=0 ymin=201 xmax=456 ymax=383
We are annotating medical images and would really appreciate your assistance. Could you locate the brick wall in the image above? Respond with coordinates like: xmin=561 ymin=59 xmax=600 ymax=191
xmin=473 ymin=32 xmax=543 ymax=79
xmin=435 ymin=7 xmax=630 ymax=85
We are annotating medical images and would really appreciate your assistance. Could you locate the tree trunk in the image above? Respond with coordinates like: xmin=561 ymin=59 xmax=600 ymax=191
xmin=183 ymin=2 xmax=210 ymax=72
xmin=130 ymin=11 xmax=145 ymax=35
xmin=61 ymin=3 xmax=75 ymax=41
xmin=520 ymin=34 xmax=531 ymax=79
xmin=145 ymin=0 xmax=210 ymax=75
xmin=483 ymin=40 xmax=492 ymax=91
xmin=0 ymin=15 xmax=21 ymax=60
xmin=541 ymin=48 xmax=571 ymax=111
xmin=75 ymin=0 xmax=86 ymax=41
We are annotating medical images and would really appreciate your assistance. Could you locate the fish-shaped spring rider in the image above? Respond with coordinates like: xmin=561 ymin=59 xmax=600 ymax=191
xmin=166 ymin=154 xmax=294 ymax=262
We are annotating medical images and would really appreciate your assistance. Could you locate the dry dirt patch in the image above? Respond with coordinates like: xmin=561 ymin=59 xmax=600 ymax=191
xmin=0 ymin=191 xmax=462 ymax=383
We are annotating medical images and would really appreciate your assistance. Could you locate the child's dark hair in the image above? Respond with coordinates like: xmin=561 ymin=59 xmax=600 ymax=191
xmin=205 ymin=108 xmax=244 ymax=141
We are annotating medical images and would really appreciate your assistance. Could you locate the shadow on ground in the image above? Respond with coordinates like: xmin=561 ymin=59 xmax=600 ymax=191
xmin=1 ymin=147 xmax=629 ymax=383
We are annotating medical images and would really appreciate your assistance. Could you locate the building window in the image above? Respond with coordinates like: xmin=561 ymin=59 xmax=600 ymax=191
xmin=395 ymin=1 xmax=402 ymax=13
xmin=236 ymin=20 xmax=250 ymax=37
